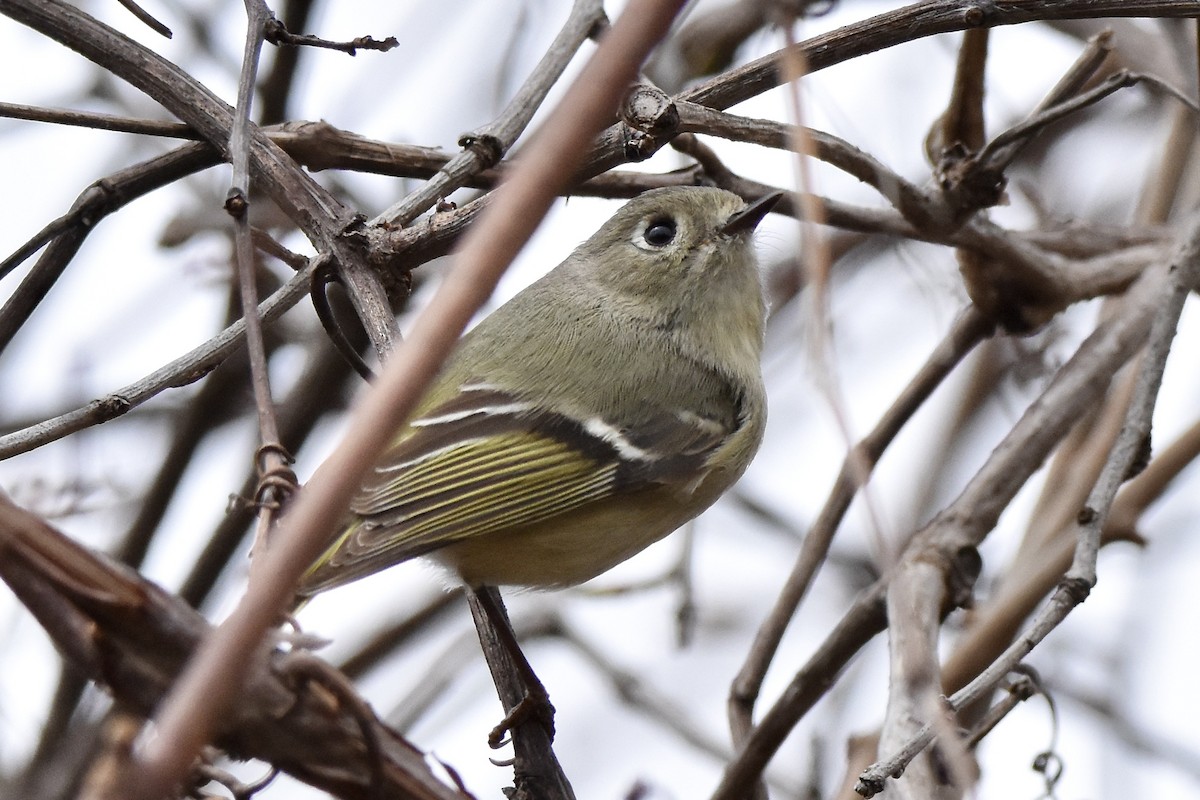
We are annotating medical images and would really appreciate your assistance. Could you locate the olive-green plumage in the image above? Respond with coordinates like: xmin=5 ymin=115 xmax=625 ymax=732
xmin=298 ymin=186 xmax=775 ymax=596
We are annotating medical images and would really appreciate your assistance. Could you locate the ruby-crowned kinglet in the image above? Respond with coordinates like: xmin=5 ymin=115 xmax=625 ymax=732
xmin=297 ymin=186 xmax=777 ymax=597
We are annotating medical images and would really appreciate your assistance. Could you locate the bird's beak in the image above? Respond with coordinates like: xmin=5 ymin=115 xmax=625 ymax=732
xmin=721 ymin=192 xmax=783 ymax=235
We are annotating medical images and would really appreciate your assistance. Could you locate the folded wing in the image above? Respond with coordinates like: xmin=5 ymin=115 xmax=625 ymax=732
xmin=300 ymin=384 xmax=734 ymax=593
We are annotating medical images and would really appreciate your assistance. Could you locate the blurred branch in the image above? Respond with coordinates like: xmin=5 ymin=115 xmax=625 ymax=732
xmin=1049 ymin=18 xmax=1190 ymax=85
xmin=338 ymin=590 xmax=462 ymax=681
xmin=0 ymin=143 xmax=215 ymax=355
xmin=383 ymin=615 xmax=483 ymax=736
xmin=717 ymin=240 xmax=1183 ymax=799
xmin=651 ymin=0 xmax=773 ymax=88
xmin=372 ymin=0 xmax=607 ymax=228
xmin=1057 ymin=682 xmax=1200 ymax=782
xmin=256 ymin=0 xmax=315 ymax=124
xmin=178 ymin=336 xmax=357 ymax=610
xmin=0 ymin=262 xmax=315 ymax=460
xmin=560 ymin=621 xmax=741 ymax=767
xmin=2 ymin=0 xmax=399 ymax=360
xmin=0 ymin=495 xmax=468 ymax=800
xmin=864 ymin=213 xmax=1200 ymax=796
xmin=681 ymin=0 xmax=1200 ymax=111
xmin=1015 ymin=367 xmax=1139 ymax=570
xmin=1108 ymin=415 xmax=1200 ymax=538
xmin=728 ymin=307 xmax=992 ymax=748
xmin=936 ymin=506 xmax=1145 ymax=706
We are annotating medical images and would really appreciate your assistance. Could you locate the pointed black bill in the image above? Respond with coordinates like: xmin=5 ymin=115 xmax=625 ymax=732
xmin=721 ymin=191 xmax=783 ymax=235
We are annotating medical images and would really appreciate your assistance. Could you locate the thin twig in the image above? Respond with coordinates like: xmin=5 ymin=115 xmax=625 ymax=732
xmin=115 ymin=0 xmax=171 ymax=38
xmin=680 ymin=0 xmax=1200 ymax=112
xmin=977 ymin=69 xmax=1200 ymax=171
xmin=0 ymin=101 xmax=196 ymax=137
xmin=227 ymin=0 xmax=295 ymax=569
xmin=0 ymin=264 xmax=316 ymax=460
xmin=727 ymin=307 xmax=991 ymax=748
xmin=0 ymin=144 xmax=216 ymax=355
xmin=372 ymin=0 xmax=607 ymax=228
xmin=262 ymin=16 xmax=397 ymax=55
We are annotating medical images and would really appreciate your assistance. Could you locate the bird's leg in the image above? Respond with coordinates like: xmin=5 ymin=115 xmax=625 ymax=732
xmin=467 ymin=585 xmax=556 ymax=747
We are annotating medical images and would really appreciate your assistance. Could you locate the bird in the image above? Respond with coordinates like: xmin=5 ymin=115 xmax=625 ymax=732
xmin=296 ymin=186 xmax=778 ymax=600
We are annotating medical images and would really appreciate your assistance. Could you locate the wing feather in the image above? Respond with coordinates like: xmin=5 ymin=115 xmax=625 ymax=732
xmin=300 ymin=383 xmax=736 ymax=593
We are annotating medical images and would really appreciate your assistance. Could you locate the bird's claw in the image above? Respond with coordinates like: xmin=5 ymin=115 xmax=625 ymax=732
xmin=488 ymin=687 xmax=556 ymax=749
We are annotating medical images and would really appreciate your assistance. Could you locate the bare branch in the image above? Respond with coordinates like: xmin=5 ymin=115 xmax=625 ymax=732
xmin=727 ymin=309 xmax=991 ymax=747
xmin=862 ymin=212 xmax=1200 ymax=796
xmin=0 ymin=263 xmax=315 ymax=460
xmin=0 ymin=495 xmax=468 ymax=800
xmin=372 ymin=0 xmax=607 ymax=228
xmin=681 ymin=0 xmax=1200 ymax=111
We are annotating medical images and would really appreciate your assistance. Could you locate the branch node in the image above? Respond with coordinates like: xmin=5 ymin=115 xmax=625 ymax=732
xmin=96 ymin=394 xmax=133 ymax=418
xmin=622 ymin=84 xmax=679 ymax=136
xmin=253 ymin=444 xmax=298 ymax=509
xmin=854 ymin=773 xmax=887 ymax=798
xmin=1058 ymin=575 xmax=1092 ymax=604
xmin=620 ymin=84 xmax=679 ymax=163
xmin=262 ymin=15 xmax=286 ymax=45
xmin=457 ymin=132 xmax=504 ymax=168
xmin=947 ymin=545 xmax=982 ymax=610
xmin=622 ymin=129 xmax=657 ymax=162
xmin=224 ymin=188 xmax=249 ymax=220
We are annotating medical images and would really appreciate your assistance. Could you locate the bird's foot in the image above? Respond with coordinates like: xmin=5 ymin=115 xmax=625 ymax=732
xmin=488 ymin=683 xmax=556 ymax=749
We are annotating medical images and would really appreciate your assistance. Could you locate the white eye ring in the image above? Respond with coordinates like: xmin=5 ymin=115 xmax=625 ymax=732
xmin=633 ymin=216 xmax=678 ymax=250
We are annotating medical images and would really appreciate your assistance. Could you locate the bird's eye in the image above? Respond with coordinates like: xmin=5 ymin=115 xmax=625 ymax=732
xmin=643 ymin=217 xmax=677 ymax=247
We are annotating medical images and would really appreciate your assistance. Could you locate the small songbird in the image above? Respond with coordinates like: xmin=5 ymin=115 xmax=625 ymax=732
xmin=296 ymin=186 xmax=778 ymax=599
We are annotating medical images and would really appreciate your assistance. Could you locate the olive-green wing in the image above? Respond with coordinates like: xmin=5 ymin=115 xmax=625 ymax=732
xmin=299 ymin=384 xmax=732 ymax=594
